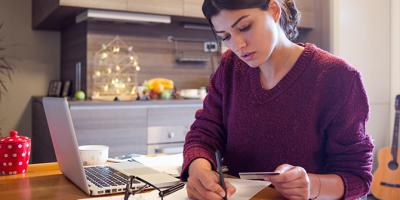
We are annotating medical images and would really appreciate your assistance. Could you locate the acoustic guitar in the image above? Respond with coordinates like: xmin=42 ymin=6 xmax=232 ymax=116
xmin=371 ymin=95 xmax=400 ymax=199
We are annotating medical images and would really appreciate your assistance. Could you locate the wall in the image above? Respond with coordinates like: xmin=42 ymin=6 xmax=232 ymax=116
xmin=0 ymin=0 xmax=60 ymax=137
xmin=390 ymin=0 xmax=400 ymax=133
xmin=331 ymin=0 xmax=391 ymax=168
xmin=296 ymin=0 xmax=331 ymax=51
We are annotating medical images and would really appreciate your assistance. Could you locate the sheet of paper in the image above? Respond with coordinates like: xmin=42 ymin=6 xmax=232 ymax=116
xmin=132 ymin=153 xmax=183 ymax=177
xmin=79 ymin=178 xmax=271 ymax=200
xmin=227 ymin=178 xmax=271 ymax=200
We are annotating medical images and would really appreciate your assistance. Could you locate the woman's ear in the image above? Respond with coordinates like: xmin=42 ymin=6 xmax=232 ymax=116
xmin=268 ymin=0 xmax=281 ymax=23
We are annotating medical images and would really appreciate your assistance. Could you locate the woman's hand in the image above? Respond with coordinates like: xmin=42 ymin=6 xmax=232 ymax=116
xmin=187 ymin=158 xmax=236 ymax=200
xmin=266 ymin=164 xmax=314 ymax=200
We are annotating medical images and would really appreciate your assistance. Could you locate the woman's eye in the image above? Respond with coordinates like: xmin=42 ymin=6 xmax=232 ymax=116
xmin=222 ymin=35 xmax=231 ymax=41
xmin=239 ymin=24 xmax=252 ymax=32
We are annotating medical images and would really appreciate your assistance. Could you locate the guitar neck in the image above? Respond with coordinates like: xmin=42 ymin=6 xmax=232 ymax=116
xmin=391 ymin=111 xmax=400 ymax=161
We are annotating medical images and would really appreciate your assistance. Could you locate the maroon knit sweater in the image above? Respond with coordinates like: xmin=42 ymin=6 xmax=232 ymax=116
xmin=181 ymin=43 xmax=374 ymax=199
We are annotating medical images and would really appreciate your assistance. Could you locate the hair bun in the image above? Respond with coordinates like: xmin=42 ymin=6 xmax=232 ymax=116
xmin=279 ymin=0 xmax=300 ymax=41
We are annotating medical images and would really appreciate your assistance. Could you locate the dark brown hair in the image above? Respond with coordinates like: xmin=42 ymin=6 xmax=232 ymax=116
xmin=202 ymin=0 xmax=300 ymax=41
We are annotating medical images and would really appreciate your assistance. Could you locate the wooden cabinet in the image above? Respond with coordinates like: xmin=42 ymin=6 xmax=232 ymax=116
xmin=127 ymin=0 xmax=184 ymax=16
xmin=183 ymin=0 xmax=204 ymax=18
xmin=60 ymin=0 xmax=128 ymax=10
xmin=32 ymin=0 xmax=184 ymax=29
xmin=31 ymin=98 xmax=202 ymax=163
xmin=33 ymin=0 xmax=318 ymax=30
xmin=58 ymin=0 xmax=185 ymax=16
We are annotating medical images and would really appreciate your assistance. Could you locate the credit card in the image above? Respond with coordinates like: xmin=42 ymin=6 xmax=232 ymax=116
xmin=239 ymin=172 xmax=280 ymax=180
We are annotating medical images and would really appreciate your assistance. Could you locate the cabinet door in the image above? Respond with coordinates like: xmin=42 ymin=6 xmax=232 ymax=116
xmin=70 ymin=105 xmax=148 ymax=156
xmin=60 ymin=0 xmax=128 ymax=11
xmin=127 ymin=0 xmax=184 ymax=16
xmin=183 ymin=0 xmax=204 ymax=18
xmin=147 ymin=105 xmax=201 ymax=154
xmin=148 ymin=126 xmax=189 ymax=144
xmin=147 ymin=105 xmax=201 ymax=127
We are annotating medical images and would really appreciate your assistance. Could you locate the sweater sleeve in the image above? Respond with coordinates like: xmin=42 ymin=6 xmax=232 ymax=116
xmin=180 ymin=55 xmax=229 ymax=181
xmin=324 ymin=72 xmax=374 ymax=199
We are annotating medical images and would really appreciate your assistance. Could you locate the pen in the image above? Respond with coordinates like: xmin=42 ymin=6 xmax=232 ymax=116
xmin=215 ymin=150 xmax=227 ymax=200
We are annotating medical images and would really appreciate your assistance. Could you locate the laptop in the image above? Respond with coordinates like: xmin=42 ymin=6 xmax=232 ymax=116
xmin=42 ymin=97 xmax=180 ymax=196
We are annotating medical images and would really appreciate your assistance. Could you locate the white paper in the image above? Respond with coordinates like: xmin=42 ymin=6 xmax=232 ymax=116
xmin=132 ymin=154 xmax=183 ymax=177
xmin=227 ymin=178 xmax=271 ymax=200
xmin=79 ymin=178 xmax=270 ymax=200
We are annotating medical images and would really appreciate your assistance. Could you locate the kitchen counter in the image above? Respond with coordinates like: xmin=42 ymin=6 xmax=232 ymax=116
xmin=68 ymin=99 xmax=203 ymax=107
xmin=32 ymin=97 xmax=203 ymax=163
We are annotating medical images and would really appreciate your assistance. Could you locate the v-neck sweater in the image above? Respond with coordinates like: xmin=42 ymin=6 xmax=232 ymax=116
xmin=181 ymin=43 xmax=374 ymax=199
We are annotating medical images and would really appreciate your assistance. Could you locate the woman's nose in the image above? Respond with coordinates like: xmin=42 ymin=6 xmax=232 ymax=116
xmin=231 ymin=35 xmax=246 ymax=53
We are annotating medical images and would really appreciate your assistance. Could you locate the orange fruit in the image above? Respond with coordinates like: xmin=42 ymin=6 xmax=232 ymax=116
xmin=153 ymin=83 xmax=164 ymax=94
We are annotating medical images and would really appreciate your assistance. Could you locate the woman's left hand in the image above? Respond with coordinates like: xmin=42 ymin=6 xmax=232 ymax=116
xmin=265 ymin=164 xmax=311 ymax=200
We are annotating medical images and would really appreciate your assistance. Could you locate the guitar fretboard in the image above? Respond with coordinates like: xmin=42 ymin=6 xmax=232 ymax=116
xmin=391 ymin=111 xmax=400 ymax=162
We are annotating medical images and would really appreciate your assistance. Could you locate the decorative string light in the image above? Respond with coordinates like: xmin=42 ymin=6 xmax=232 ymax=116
xmin=91 ymin=36 xmax=140 ymax=99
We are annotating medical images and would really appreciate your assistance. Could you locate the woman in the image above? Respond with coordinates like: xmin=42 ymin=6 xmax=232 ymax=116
xmin=181 ymin=0 xmax=374 ymax=199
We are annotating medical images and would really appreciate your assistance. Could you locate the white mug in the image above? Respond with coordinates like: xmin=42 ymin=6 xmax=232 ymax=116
xmin=78 ymin=145 xmax=109 ymax=166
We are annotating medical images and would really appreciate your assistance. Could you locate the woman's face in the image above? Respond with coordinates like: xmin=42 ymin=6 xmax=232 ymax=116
xmin=211 ymin=4 xmax=280 ymax=68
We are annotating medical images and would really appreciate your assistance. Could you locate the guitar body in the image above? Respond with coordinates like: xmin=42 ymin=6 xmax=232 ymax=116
xmin=371 ymin=147 xmax=400 ymax=199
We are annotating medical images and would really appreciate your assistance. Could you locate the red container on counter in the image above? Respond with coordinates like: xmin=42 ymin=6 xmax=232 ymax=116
xmin=0 ymin=130 xmax=31 ymax=175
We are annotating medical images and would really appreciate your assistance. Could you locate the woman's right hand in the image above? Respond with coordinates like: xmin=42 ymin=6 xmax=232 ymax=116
xmin=187 ymin=158 xmax=236 ymax=200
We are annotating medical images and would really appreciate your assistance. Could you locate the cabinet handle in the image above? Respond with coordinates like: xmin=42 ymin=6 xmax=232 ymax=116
xmin=167 ymin=132 xmax=175 ymax=139
xmin=155 ymin=148 xmax=163 ymax=154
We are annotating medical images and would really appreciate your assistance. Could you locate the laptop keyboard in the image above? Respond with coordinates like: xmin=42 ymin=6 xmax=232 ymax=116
xmin=84 ymin=166 xmax=137 ymax=188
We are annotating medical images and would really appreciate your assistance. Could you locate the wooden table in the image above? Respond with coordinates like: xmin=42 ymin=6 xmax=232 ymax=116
xmin=0 ymin=163 xmax=285 ymax=200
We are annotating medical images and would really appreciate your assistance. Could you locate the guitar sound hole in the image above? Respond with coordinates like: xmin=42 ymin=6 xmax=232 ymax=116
xmin=388 ymin=160 xmax=398 ymax=170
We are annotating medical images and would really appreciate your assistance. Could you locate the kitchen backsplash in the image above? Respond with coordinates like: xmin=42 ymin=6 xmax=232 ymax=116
xmin=86 ymin=20 xmax=219 ymax=96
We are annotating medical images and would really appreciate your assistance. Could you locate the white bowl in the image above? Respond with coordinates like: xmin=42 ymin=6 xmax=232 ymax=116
xmin=180 ymin=89 xmax=200 ymax=99
xmin=78 ymin=145 xmax=109 ymax=166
